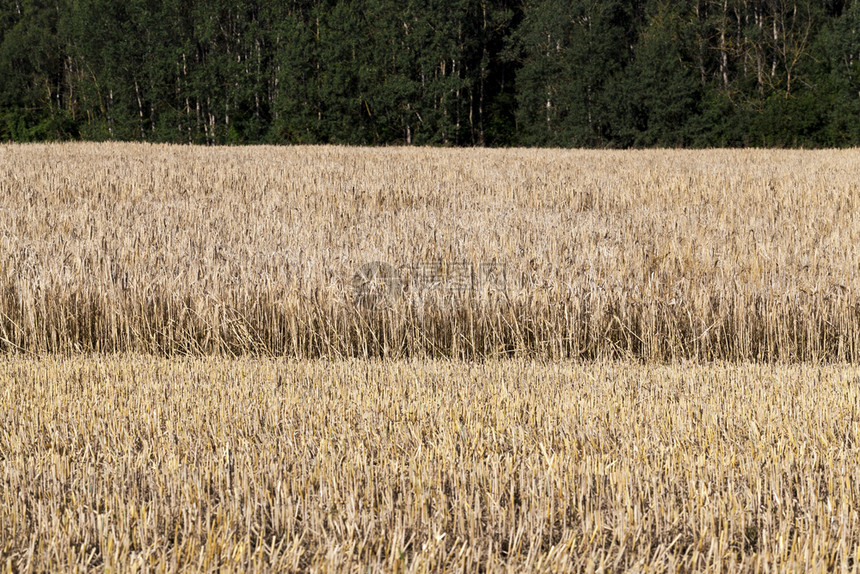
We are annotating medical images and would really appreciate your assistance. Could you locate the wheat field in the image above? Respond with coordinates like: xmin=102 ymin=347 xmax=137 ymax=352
xmin=1 ymin=143 xmax=859 ymax=360
xmin=2 ymin=143 xmax=860 ymax=572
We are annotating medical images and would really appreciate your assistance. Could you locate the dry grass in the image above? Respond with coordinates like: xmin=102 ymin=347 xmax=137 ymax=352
xmin=1 ymin=143 xmax=859 ymax=360
xmin=1 ymin=356 xmax=859 ymax=572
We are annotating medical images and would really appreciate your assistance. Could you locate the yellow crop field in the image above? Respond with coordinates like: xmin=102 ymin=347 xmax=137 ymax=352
xmin=1 ymin=143 xmax=860 ymax=572
xmin=1 ymin=143 xmax=858 ymax=360
xmin=2 ymin=357 xmax=860 ymax=572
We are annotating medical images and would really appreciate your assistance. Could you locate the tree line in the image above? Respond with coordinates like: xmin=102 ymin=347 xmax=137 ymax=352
xmin=1 ymin=0 xmax=858 ymax=147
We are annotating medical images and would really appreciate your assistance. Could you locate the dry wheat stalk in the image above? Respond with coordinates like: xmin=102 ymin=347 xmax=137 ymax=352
xmin=0 ymin=143 xmax=858 ymax=360
xmin=0 ymin=357 xmax=858 ymax=571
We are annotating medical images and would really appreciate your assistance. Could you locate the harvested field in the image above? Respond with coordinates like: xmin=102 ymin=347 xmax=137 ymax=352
xmin=2 ymin=357 xmax=860 ymax=572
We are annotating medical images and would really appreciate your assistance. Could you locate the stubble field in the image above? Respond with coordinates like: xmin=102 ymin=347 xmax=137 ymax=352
xmin=1 ymin=143 xmax=859 ymax=571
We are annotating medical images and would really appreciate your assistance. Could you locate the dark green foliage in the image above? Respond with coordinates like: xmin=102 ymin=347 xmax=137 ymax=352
xmin=511 ymin=0 xmax=633 ymax=146
xmin=0 ymin=0 xmax=858 ymax=146
xmin=607 ymin=3 xmax=702 ymax=147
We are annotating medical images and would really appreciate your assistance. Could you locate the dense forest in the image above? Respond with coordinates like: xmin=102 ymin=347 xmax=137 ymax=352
xmin=1 ymin=0 xmax=858 ymax=147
